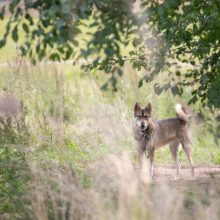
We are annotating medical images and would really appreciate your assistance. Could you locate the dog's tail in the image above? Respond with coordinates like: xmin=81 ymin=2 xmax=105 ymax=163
xmin=175 ymin=104 xmax=190 ymax=122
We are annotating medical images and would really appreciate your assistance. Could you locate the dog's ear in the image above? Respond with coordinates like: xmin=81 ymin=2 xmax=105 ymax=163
xmin=145 ymin=102 xmax=152 ymax=114
xmin=134 ymin=102 xmax=141 ymax=115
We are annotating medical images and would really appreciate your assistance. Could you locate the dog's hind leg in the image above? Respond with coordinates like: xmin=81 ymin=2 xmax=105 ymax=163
xmin=181 ymin=140 xmax=195 ymax=178
xmin=169 ymin=141 xmax=180 ymax=180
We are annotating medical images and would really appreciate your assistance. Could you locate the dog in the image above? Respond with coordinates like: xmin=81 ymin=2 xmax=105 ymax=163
xmin=132 ymin=102 xmax=194 ymax=181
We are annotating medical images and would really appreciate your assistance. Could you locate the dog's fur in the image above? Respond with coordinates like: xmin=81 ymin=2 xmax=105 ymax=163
xmin=133 ymin=102 xmax=194 ymax=181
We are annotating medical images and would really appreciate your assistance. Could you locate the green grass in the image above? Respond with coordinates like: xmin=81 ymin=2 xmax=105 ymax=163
xmin=0 ymin=17 xmax=219 ymax=169
xmin=0 ymin=16 xmax=220 ymax=220
xmin=0 ymin=58 xmax=218 ymax=167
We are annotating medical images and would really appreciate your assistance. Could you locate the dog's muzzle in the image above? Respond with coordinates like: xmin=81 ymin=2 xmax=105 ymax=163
xmin=140 ymin=122 xmax=148 ymax=131
xmin=136 ymin=118 xmax=148 ymax=130
xmin=141 ymin=123 xmax=145 ymax=130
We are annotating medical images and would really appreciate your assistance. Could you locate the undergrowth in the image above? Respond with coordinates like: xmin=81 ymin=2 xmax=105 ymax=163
xmin=0 ymin=58 xmax=219 ymax=219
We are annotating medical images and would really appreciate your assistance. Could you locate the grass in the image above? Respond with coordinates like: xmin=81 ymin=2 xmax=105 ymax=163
xmin=0 ymin=16 xmax=220 ymax=220
xmin=0 ymin=52 xmax=219 ymax=219
xmin=0 ymin=64 xmax=218 ymax=153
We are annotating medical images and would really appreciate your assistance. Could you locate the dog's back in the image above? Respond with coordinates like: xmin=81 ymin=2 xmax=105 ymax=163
xmin=154 ymin=117 xmax=189 ymax=148
xmin=133 ymin=103 xmax=191 ymax=147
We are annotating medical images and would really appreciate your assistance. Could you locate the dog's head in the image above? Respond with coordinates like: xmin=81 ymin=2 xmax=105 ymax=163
xmin=134 ymin=102 xmax=152 ymax=131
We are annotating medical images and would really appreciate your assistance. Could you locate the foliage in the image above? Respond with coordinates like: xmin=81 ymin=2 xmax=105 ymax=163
xmin=1 ymin=0 xmax=220 ymax=108
xmin=0 ymin=51 xmax=218 ymax=218
xmin=147 ymin=0 xmax=220 ymax=108
xmin=0 ymin=0 xmax=163 ymax=92
xmin=1 ymin=2 xmax=220 ymax=218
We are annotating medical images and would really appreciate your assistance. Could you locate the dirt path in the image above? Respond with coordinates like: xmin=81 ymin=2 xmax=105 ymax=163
xmin=153 ymin=165 xmax=220 ymax=185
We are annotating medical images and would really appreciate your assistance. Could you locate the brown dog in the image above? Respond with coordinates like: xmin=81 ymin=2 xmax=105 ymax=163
xmin=132 ymin=102 xmax=194 ymax=181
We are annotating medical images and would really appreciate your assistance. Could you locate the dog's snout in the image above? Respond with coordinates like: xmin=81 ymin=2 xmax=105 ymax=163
xmin=141 ymin=123 xmax=145 ymax=129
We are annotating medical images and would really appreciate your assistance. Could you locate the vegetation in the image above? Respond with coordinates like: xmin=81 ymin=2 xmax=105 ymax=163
xmin=1 ymin=1 xmax=220 ymax=108
xmin=0 ymin=0 xmax=220 ymax=219
xmin=0 ymin=55 xmax=218 ymax=219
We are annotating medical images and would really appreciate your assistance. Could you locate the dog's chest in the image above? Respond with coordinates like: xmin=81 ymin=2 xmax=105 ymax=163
xmin=135 ymin=130 xmax=152 ymax=151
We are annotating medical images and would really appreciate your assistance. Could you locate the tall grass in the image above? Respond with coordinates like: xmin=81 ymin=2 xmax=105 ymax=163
xmin=11 ymin=153 xmax=220 ymax=220
xmin=0 ymin=57 xmax=219 ymax=219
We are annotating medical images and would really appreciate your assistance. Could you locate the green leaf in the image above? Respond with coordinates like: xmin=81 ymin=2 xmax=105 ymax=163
xmin=22 ymin=23 xmax=29 ymax=33
xmin=12 ymin=26 xmax=18 ymax=42
xmin=138 ymin=79 xmax=143 ymax=88
xmin=0 ymin=6 xmax=5 ymax=20
xmin=49 ymin=53 xmax=60 ymax=61
xmin=9 ymin=0 xmax=21 ymax=15
xmin=190 ymin=60 xmax=196 ymax=65
xmin=171 ymin=85 xmax=179 ymax=96
xmin=0 ymin=39 xmax=6 ymax=48
xmin=175 ymin=71 xmax=181 ymax=76
xmin=65 ymin=46 xmax=73 ymax=60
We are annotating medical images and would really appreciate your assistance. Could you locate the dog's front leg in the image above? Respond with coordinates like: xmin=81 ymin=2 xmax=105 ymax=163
xmin=138 ymin=146 xmax=143 ymax=168
xmin=147 ymin=148 xmax=154 ymax=182
xmin=138 ymin=147 xmax=150 ymax=183
xmin=138 ymin=146 xmax=145 ymax=176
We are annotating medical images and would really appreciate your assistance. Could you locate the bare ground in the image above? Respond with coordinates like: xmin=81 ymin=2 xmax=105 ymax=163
xmin=153 ymin=165 xmax=220 ymax=185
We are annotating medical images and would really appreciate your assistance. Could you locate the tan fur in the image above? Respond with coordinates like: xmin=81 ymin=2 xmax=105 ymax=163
xmin=175 ymin=104 xmax=190 ymax=122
